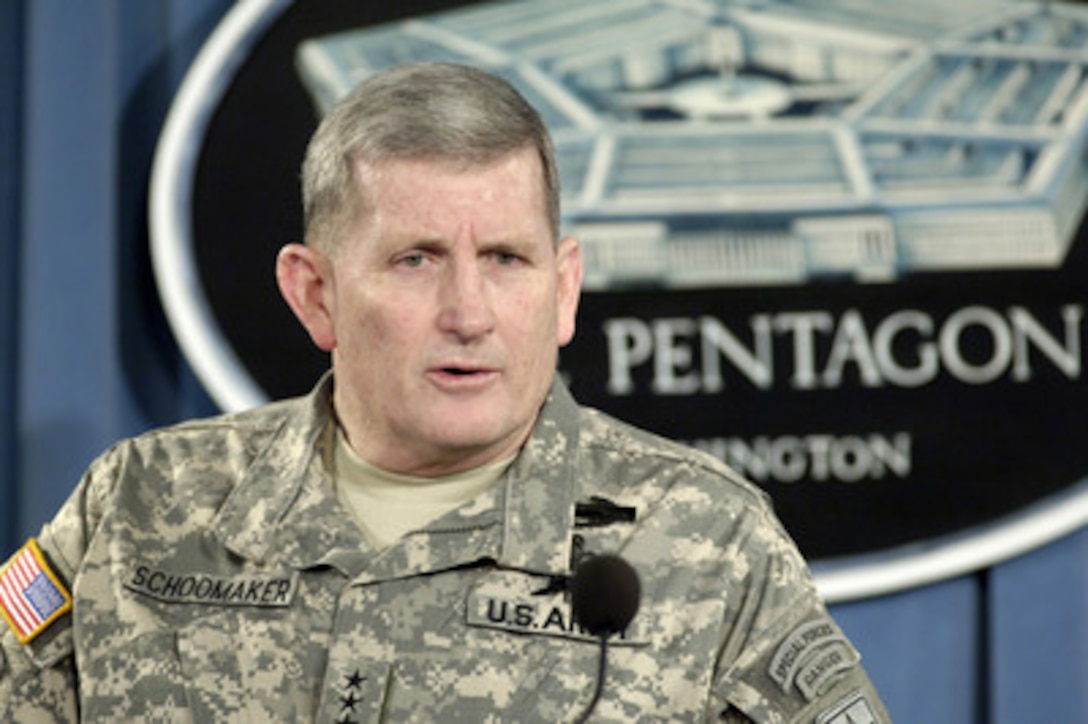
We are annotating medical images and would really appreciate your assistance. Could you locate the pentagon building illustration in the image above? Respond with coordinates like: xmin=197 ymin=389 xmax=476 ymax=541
xmin=296 ymin=0 xmax=1088 ymax=290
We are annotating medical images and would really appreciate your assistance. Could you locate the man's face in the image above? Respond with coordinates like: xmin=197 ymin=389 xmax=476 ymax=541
xmin=322 ymin=146 xmax=581 ymax=476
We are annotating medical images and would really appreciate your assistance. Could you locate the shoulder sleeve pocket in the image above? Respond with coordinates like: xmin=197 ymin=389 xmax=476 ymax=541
xmin=1 ymin=608 xmax=77 ymax=721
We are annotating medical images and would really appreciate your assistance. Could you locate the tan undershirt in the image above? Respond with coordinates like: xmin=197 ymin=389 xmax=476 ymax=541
xmin=333 ymin=429 xmax=512 ymax=549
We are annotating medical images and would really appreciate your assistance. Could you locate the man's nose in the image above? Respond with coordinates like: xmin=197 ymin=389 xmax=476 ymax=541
xmin=437 ymin=257 xmax=496 ymax=340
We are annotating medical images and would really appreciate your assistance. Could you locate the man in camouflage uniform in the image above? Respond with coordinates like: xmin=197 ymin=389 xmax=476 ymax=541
xmin=1 ymin=62 xmax=889 ymax=722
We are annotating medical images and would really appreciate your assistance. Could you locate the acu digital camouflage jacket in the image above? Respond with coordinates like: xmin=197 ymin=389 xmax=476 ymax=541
xmin=0 ymin=375 xmax=889 ymax=722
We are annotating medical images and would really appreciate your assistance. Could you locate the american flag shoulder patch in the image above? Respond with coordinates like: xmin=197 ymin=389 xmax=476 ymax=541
xmin=0 ymin=539 xmax=72 ymax=644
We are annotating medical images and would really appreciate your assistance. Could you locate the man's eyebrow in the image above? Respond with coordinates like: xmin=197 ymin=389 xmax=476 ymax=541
xmin=481 ymin=234 xmax=542 ymax=250
xmin=389 ymin=238 xmax=447 ymax=254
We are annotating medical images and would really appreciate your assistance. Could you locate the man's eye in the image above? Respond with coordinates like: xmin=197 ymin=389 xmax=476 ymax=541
xmin=397 ymin=252 xmax=426 ymax=268
xmin=493 ymin=251 xmax=522 ymax=266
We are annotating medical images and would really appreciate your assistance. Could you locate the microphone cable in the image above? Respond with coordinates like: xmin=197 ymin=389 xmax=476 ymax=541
xmin=568 ymin=554 xmax=641 ymax=723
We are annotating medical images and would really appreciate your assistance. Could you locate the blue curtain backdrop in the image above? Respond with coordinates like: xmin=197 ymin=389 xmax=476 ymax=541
xmin=1 ymin=2 xmax=1085 ymax=722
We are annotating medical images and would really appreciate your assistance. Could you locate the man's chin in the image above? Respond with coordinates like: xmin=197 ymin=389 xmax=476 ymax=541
xmin=423 ymin=416 xmax=530 ymax=461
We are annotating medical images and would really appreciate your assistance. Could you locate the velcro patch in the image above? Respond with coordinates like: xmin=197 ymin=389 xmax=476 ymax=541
xmin=465 ymin=570 xmax=648 ymax=646
xmin=816 ymin=689 xmax=880 ymax=724
xmin=0 ymin=539 xmax=72 ymax=644
xmin=769 ymin=616 xmax=859 ymax=700
xmin=797 ymin=641 xmax=858 ymax=700
xmin=125 ymin=564 xmax=298 ymax=608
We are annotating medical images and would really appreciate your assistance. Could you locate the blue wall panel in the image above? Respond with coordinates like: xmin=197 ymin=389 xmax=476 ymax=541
xmin=19 ymin=2 xmax=125 ymax=537
xmin=0 ymin=1 xmax=25 ymax=558
xmin=832 ymin=576 xmax=983 ymax=722
xmin=991 ymin=529 xmax=1088 ymax=723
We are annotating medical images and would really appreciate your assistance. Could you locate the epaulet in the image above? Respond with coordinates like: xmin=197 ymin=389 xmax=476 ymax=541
xmin=0 ymin=539 xmax=73 ymax=644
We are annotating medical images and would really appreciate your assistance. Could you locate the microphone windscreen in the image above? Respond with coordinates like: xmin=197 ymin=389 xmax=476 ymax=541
xmin=570 ymin=554 xmax=641 ymax=637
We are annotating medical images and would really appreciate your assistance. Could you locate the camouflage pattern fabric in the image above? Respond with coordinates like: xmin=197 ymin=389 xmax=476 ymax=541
xmin=0 ymin=374 xmax=889 ymax=722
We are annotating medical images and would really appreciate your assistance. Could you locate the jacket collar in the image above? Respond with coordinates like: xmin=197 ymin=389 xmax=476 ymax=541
xmin=496 ymin=380 xmax=580 ymax=576
xmin=211 ymin=373 xmax=582 ymax=580
xmin=212 ymin=373 xmax=362 ymax=567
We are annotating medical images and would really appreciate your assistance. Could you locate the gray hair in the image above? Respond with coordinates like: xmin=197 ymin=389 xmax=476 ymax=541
xmin=301 ymin=62 xmax=561 ymax=254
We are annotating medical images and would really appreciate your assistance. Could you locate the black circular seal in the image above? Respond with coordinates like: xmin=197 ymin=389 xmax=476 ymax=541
xmin=152 ymin=0 xmax=1088 ymax=600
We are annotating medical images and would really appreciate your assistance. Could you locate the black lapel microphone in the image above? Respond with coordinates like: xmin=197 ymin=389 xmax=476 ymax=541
xmin=569 ymin=554 xmax=641 ymax=723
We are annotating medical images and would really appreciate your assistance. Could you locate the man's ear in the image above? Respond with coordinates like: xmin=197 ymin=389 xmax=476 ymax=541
xmin=276 ymin=243 xmax=337 ymax=351
xmin=555 ymin=235 xmax=583 ymax=347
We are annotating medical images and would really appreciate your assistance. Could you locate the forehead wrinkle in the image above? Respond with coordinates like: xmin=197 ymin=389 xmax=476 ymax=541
xmin=354 ymin=155 xmax=545 ymax=249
